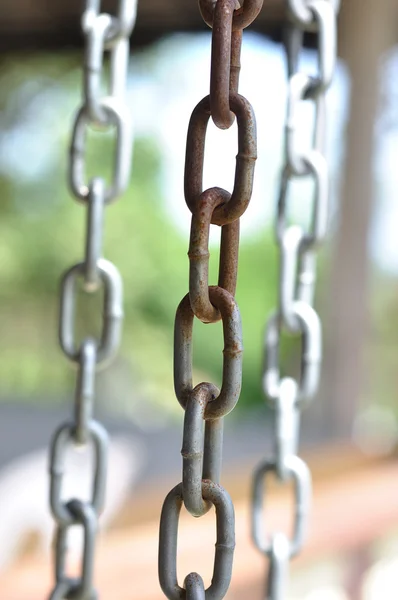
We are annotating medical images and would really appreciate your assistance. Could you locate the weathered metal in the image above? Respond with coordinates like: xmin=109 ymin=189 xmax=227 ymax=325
xmin=174 ymin=288 xmax=243 ymax=418
xmin=184 ymin=94 xmax=257 ymax=226
xmin=159 ymin=482 xmax=236 ymax=600
xmin=158 ymin=2 xmax=263 ymax=598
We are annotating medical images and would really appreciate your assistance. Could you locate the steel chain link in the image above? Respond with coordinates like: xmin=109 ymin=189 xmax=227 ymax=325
xmin=251 ymin=1 xmax=340 ymax=597
xmin=158 ymin=1 xmax=263 ymax=598
xmin=48 ymin=1 xmax=137 ymax=598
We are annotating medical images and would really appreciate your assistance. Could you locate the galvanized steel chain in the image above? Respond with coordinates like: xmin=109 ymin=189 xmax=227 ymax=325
xmin=48 ymin=1 xmax=137 ymax=598
xmin=251 ymin=1 xmax=340 ymax=597
xmin=158 ymin=1 xmax=263 ymax=598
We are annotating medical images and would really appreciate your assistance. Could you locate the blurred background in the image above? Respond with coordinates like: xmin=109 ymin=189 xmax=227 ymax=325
xmin=1 ymin=0 xmax=398 ymax=598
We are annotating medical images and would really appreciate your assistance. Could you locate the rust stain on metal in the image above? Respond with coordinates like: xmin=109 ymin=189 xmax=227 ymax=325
xmin=199 ymin=0 xmax=264 ymax=30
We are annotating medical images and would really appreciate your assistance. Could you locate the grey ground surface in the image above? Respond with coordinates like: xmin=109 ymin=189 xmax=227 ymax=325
xmin=0 ymin=401 xmax=324 ymax=487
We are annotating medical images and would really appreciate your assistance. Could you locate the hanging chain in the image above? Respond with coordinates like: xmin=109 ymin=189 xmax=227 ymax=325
xmin=48 ymin=2 xmax=137 ymax=598
xmin=158 ymin=1 xmax=263 ymax=598
xmin=251 ymin=1 xmax=340 ymax=597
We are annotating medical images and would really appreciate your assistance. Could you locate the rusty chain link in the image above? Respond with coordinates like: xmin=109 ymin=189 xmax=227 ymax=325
xmin=250 ymin=1 xmax=340 ymax=597
xmin=158 ymin=1 xmax=263 ymax=598
xmin=48 ymin=1 xmax=137 ymax=598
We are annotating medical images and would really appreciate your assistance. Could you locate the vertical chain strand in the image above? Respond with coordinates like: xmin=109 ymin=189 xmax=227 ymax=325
xmin=158 ymin=1 xmax=263 ymax=597
xmin=251 ymin=1 xmax=340 ymax=597
xmin=48 ymin=1 xmax=137 ymax=598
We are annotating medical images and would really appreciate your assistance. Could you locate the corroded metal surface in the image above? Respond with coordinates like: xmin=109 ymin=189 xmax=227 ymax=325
xmin=159 ymin=1 xmax=262 ymax=598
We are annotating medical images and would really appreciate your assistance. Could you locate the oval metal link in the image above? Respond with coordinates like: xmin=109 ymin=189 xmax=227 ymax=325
xmin=303 ymin=1 xmax=337 ymax=94
xmin=278 ymin=225 xmax=304 ymax=332
xmin=251 ymin=455 xmax=312 ymax=558
xmin=49 ymin=420 xmax=108 ymax=526
xmin=182 ymin=383 xmax=223 ymax=517
xmin=296 ymin=250 xmax=316 ymax=306
xmin=174 ymin=286 xmax=243 ymax=419
xmin=82 ymin=0 xmax=138 ymax=41
xmin=277 ymin=225 xmax=318 ymax=332
xmin=158 ymin=481 xmax=235 ymax=600
xmin=59 ymin=258 xmax=123 ymax=367
xmin=184 ymin=93 xmax=257 ymax=226
xmin=210 ymin=0 xmax=238 ymax=129
xmin=52 ymin=500 xmax=98 ymax=600
xmin=189 ymin=187 xmax=239 ymax=324
xmin=69 ymin=98 xmax=132 ymax=204
xmin=50 ymin=0 xmax=135 ymax=596
xmin=263 ymin=302 xmax=322 ymax=407
xmin=83 ymin=14 xmax=130 ymax=125
xmin=276 ymin=152 xmax=328 ymax=253
xmin=287 ymin=0 xmax=340 ymax=30
xmin=252 ymin=0 xmax=339 ymax=592
xmin=199 ymin=0 xmax=264 ymax=30
xmin=285 ymin=72 xmax=327 ymax=175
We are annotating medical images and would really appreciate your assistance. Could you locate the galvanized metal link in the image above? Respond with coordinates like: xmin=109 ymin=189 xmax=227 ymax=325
xmin=265 ymin=533 xmax=290 ymax=600
xmin=74 ymin=338 xmax=97 ymax=445
xmin=263 ymin=303 xmax=322 ymax=406
xmin=82 ymin=0 xmax=138 ymax=40
xmin=49 ymin=1 xmax=136 ymax=598
xmin=251 ymin=455 xmax=312 ymax=559
xmin=287 ymin=0 xmax=340 ymax=31
xmin=59 ymin=258 xmax=123 ymax=368
xmin=251 ymin=1 xmax=340 ymax=596
xmin=83 ymin=12 xmax=115 ymax=124
xmin=160 ymin=4 xmax=262 ymax=598
xmin=49 ymin=420 xmax=108 ymax=527
xmin=69 ymin=99 xmax=132 ymax=204
xmin=158 ymin=481 xmax=235 ymax=600
xmin=277 ymin=155 xmax=328 ymax=251
xmin=287 ymin=1 xmax=337 ymax=93
xmin=51 ymin=500 xmax=98 ymax=600
xmin=284 ymin=74 xmax=327 ymax=175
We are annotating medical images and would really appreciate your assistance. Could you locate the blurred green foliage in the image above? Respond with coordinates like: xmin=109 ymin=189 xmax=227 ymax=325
xmin=1 ymin=46 xmax=398 ymax=428
xmin=0 ymin=51 xmax=302 ymax=418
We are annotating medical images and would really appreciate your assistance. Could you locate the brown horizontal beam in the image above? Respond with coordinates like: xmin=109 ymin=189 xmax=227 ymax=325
xmin=0 ymin=2 xmax=285 ymax=52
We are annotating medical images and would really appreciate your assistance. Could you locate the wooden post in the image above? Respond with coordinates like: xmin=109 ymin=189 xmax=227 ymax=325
xmin=320 ymin=0 xmax=398 ymax=439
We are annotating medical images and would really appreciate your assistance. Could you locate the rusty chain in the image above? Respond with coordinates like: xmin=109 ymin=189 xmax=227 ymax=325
xmin=158 ymin=1 xmax=263 ymax=598
xmin=250 ymin=1 xmax=340 ymax=597
xmin=48 ymin=1 xmax=137 ymax=598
